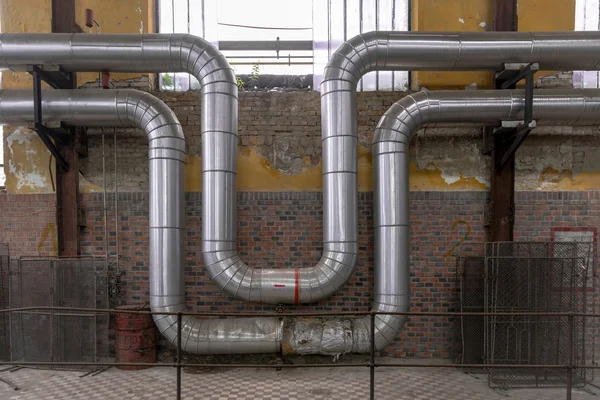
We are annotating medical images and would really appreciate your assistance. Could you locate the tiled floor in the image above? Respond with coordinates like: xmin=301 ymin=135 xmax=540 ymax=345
xmin=0 ymin=361 xmax=596 ymax=400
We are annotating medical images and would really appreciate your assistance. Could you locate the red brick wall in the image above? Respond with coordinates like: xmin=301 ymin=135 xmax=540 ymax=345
xmin=1 ymin=190 xmax=598 ymax=358
xmin=0 ymin=194 xmax=56 ymax=256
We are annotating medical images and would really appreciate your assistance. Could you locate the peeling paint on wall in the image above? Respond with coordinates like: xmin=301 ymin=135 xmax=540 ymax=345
xmin=79 ymin=173 xmax=103 ymax=192
xmin=5 ymin=127 xmax=54 ymax=193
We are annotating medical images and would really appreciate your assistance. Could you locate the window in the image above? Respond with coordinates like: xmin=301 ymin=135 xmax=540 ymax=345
xmin=157 ymin=0 xmax=409 ymax=91
xmin=575 ymin=0 xmax=600 ymax=87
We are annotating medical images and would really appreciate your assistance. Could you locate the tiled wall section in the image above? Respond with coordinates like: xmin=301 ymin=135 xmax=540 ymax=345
xmin=0 ymin=191 xmax=599 ymax=358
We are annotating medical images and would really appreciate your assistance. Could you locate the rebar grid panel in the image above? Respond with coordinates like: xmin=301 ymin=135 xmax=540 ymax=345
xmin=485 ymin=242 xmax=591 ymax=388
xmin=454 ymin=243 xmax=486 ymax=370
xmin=9 ymin=257 xmax=108 ymax=366
xmin=0 ymin=243 xmax=9 ymax=361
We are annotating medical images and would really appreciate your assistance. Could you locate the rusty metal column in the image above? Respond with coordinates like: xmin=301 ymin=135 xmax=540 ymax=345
xmin=488 ymin=0 xmax=518 ymax=242
xmin=52 ymin=0 xmax=81 ymax=255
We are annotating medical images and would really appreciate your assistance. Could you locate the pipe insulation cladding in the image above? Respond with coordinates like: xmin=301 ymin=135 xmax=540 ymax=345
xmin=0 ymin=89 xmax=281 ymax=354
xmin=289 ymin=89 xmax=600 ymax=354
xmin=4 ymin=32 xmax=600 ymax=306
xmin=0 ymin=32 xmax=357 ymax=305
xmin=4 ymin=89 xmax=600 ymax=354
xmin=4 ymin=32 xmax=600 ymax=353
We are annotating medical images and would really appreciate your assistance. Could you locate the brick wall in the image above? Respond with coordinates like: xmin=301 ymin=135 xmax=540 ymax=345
xmin=81 ymin=90 xmax=401 ymax=191
xmin=0 ymin=194 xmax=56 ymax=256
xmin=3 ymin=190 xmax=597 ymax=358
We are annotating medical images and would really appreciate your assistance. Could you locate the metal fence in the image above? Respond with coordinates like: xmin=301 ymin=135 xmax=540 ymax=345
xmin=0 ymin=306 xmax=597 ymax=400
xmin=455 ymin=241 xmax=596 ymax=389
xmin=0 ymin=244 xmax=8 ymax=361
xmin=485 ymin=242 xmax=592 ymax=388
xmin=9 ymin=257 xmax=108 ymax=365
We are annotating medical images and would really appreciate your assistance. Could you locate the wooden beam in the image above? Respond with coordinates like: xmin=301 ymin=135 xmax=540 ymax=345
xmin=487 ymin=0 xmax=518 ymax=242
xmin=52 ymin=0 xmax=80 ymax=256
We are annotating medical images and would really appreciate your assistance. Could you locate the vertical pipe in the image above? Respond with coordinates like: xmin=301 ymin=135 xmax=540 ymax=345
xmin=102 ymin=132 xmax=109 ymax=274
xmin=369 ymin=311 xmax=375 ymax=400
xmin=113 ymin=128 xmax=119 ymax=274
xmin=176 ymin=312 xmax=182 ymax=400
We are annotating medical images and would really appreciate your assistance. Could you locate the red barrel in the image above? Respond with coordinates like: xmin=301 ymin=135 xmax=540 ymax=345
xmin=115 ymin=304 xmax=157 ymax=370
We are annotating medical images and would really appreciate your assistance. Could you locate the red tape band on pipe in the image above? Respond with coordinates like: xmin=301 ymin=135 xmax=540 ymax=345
xmin=294 ymin=269 xmax=300 ymax=304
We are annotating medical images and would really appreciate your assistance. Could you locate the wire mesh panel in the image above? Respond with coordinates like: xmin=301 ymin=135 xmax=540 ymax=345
xmin=10 ymin=257 xmax=108 ymax=365
xmin=0 ymin=243 xmax=9 ymax=361
xmin=485 ymin=242 xmax=591 ymax=388
xmin=454 ymin=243 xmax=486 ymax=370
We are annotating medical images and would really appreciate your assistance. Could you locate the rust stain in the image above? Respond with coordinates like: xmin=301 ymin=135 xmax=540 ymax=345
xmin=538 ymin=167 xmax=600 ymax=191
xmin=357 ymin=146 xmax=373 ymax=190
xmin=38 ymin=222 xmax=57 ymax=256
xmin=409 ymin=162 xmax=488 ymax=191
xmin=539 ymin=167 xmax=574 ymax=184
xmin=444 ymin=220 xmax=472 ymax=258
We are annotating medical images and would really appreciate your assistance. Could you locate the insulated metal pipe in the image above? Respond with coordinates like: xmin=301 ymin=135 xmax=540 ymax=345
xmin=0 ymin=32 xmax=356 ymax=305
xmin=3 ymin=32 xmax=600 ymax=307
xmin=286 ymin=89 xmax=600 ymax=354
xmin=4 ymin=89 xmax=600 ymax=355
xmin=0 ymin=89 xmax=281 ymax=354
xmin=5 ymin=33 xmax=600 ymax=353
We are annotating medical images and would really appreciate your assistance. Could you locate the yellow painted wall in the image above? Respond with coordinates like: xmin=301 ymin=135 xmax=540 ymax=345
xmin=74 ymin=0 xmax=156 ymax=86
xmin=0 ymin=0 xmax=155 ymax=89
xmin=1 ymin=0 xmax=155 ymax=193
xmin=2 ymin=0 xmax=593 ymax=194
xmin=411 ymin=0 xmax=576 ymax=89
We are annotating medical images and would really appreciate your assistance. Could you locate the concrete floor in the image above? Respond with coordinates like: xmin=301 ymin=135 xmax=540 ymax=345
xmin=0 ymin=361 xmax=596 ymax=400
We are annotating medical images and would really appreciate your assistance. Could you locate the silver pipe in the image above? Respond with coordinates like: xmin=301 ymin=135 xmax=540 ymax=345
xmin=0 ymin=32 xmax=356 ymax=304
xmin=4 ymin=32 xmax=600 ymax=354
xmin=0 ymin=89 xmax=281 ymax=354
xmin=286 ymin=89 xmax=600 ymax=354
xmin=113 ymin=128 xmax=120 ymax=274
xmin=101 ymin=131 xmax=109 ymax=272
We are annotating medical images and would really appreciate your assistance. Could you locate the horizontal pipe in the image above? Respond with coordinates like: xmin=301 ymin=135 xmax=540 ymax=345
xmin=302 ymin=30 xmax=600 ymax=356
xmin=6 ymin=32 xmax=600 ymax=355
xmin=290 ymin=89 xmax=600 ymax=355
xmin=0 ymin=89 xmax=280 ymax=355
